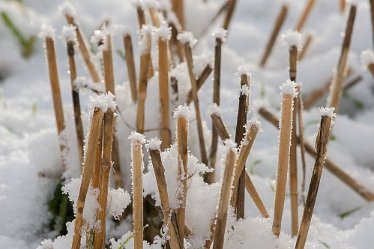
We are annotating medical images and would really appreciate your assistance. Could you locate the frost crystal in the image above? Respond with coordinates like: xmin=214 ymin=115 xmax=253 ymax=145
xmin=241 ymin=85 xmax=251 ymax=96
xmin=146 ymin=138 xmax=162 ymax=151
xmin=155 ymin=22 xmax=171 ymax=41
xmin=236 ymin=65 xmax=251 ymax=77
xmin=207 ymin=103 xmax=221 ymax=117
xmin=107 ymin=188 xmax=131 ymax=220
xmin=319 ymin=107 xmax=336 ymax=118
xmin=114 ymin=24 xmax=131 ymax=36
xmin=138 ymin=25 xmax=153 ymax=54
xmin=224 ymin=139 xmax=237 ymax=153
xmin=89 ymin=92 xmax=117 ymax=112
xmin=177 ymin=31 xmax=197 ymax=47
xmin=281 ymin=30 xmax=302 ymax=50
xmin=59 ymin=1 xmax=76 ymax=17
xmin=61 ymin=25 xmax=77 ymax=43
xmin=213 ymin=28 xmax=228 ymax=42
xmin=128 ymin=131 xmax=146 ymax=144
xmin=39 ymin=24 xmax=56 ymax=39
xmin=246 ymin=117 xmax=263 ymax=132
xmin=280 ymin=80 xmax=298 ymax=97
xmin=361 ymin=49 xmax=374 ymax=67
xmin=173 ymin=105 xmax=190 ymax=119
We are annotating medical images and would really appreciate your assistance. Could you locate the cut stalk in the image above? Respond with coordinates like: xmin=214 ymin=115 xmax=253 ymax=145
xmin=295 ymin=0 xmax=316 ymax=32
xmin=175 ymin=107 xmax=189 ymax=243
xmin=208 ymin=35 xmax=224 ymax=184
xmin=131 ymin=133 xmax=145 ymax=249
xmin=123 ymin=33 xmax=138 ymax=102
xmin=183 ymin=42 xmax=208 ymax=165
xmin=295 ymin=111 xmax=334 ymax=249
xmin=71 ymin=108 xmax=104 ymax=249
xmin=44 ymin=35 xmax=66 ymax=169
xmin=148 ymin=144 xmax=182 ymax=249
xmin=212 ymin=145 xmax=237 ymax=249
xmin=102 ymin=34 xmax=123 ymax=189
xmin=258 ymin=107 xmax=374 ymax=201
xmin=67 ymin=40 xmax=84 ymax=167
xmin=233 ymin=71 xmax=251 ymax=219
xmin=158 ymin=27 xmax=171 ymax=150
xmin=327 ymin=5 xmax=356 ymax=110
xmin=186 ymin=64 xmax=213 ymax=105
xmin=136 ymin=28 xmax=152 ymax=134
xmin=65 ymin=14 xmax=101 ymax=83
xmin=259 ymin=4 xmax=288 ymax=68
xmin=272 ymin=82 xmax=296 ymax=237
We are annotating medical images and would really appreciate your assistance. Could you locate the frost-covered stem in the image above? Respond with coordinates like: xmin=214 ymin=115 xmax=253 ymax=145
xmin=94 ymin=110 xmax=115 ymax=249
xmin=327 ymin=5 xmax=356 ymax=110
xmin=244 ymin=170 xmax=269 ymax=218
xmin=339 ymin=0 xmax=346 ymax=14
xmin=65 ymin=14 xmax=101 ymax=83
xmin=258 ymin=107 xmax=374 ymax=201
xmin=184 ymin=43 xmax=208 ymax=165
xmin=71 ymin=108 xmax=104 ymax=249
xmin=298 ymin=33 xmax=313 ymax=60
xmin=67 ymin=40 xmax=84 ymax=167
xmin=136 ymin=32 xmax=152 ymax=134
xmin=289 ymin=46 xmax=297 ymax=82
xmin=176 ymin=114 xmax=188 ymax=243
xmin=148 ymin=148 xmax=182 ymax=249
xmin=44 ymin=37 xmax=66 ymax=169
xmin=103 ymin=34 xmax=122 ymax=189
xmin=370 ymin=0 xmax=374 ymax=48
xmin=259 ymin=4 xmax=288 ymax=68
xmin=272 ymin=92 xmax=294 ymax=237
xmin=172 ymin=0 xmax=185 ymax=29
xmin=186 ymin=64 xmax=213 ymax=105
xmin=211 ymin=113 xmax=231 ymax=141
xmin=212 ymin=147 xmax=236 ymax=249
xmin=159 ymin=38 xmax=171 ymax=150
xmin=295 ymin=115 xmax=333 ymax=249
xmin=132 ymin=136 xmax=144 ymax=249
xmin=123 ymin=33 xmax=138 ymax=102
xmin=208 ymin=37 xmax=223 ymax=183
xmin=295 ymin=0 xmax=316 ymax=31
xmin=222 ymin=0 xmax=238 ymax=30
xmin=233 ymin=73 xmax=250 ymax=219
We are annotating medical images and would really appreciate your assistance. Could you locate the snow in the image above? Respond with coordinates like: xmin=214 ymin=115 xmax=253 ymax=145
xmin=146 ymin=137 xmax=162 ymax=151
xmin=177 ymin=31 xmax=197 ymax=47
xmin=128 ymin=131 xmax=146 ymax=144
xmin=89 ymin=92 xmax=117 ymax=112
xmin=279 ymin=80 xmax=298 ymax=97
xmin=59 ymin=1 xmax=76 ymax=17
xmin=360 ymin=49 xmax=374 ymax=67
xmin=281 ymin=29 xmax=303 ymax=50
xmin=154 ymin=22 xmax=171 ymax=41
xmin=114 ymin=24 xmax=131 ymax=37
xmin=213 ymin=28 xmax=228 ymax=43
xmin=39 ymin=24 xmax=56 ymax=40
xmin=246 ymin=116 xmax=263 ymax=132
xmin=107 ymin=188 xmax=131 ymax=220
xmin=74 ymin=77 xmax=105 ymax=93
xmin=235 ymin=64 xmax=251 ymax=78
xmin=60 ymin=25 xmax=77 ymax=43
xmin=319 ymin=107 xmax=336 ymax=118
xmin=173 ymin=105 xmax=191 ymax=119
xmin=241 ymin=84 xmax=251 ymax=96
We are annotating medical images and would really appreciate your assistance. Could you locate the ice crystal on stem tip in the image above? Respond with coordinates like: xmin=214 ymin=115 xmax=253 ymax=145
xmin=89 ymin=92 xmax=117 ymax=112
xmin=207 ymin=103 xmax=221 ymax=116
xmin=114 ymin=24 xmax=131 ymax=36
xmin=155 ymin=22 xmax=171 ymax=41
xmin=128 ymin=131 xmax=146 ymax=144
xmin=39 ymin=24 xmax=55 ymax=39
xmin=236 ymin=64 xmax=251 ymax=77
xmin=361 ymin=49 xmax=374 ymax=67
xmin=61 ymin=25 xmax=77 ymax=43
xmin=319 ymin=107 xmax=336 ymax=118
xmin=59 ymin=1 xmax=76 ymax=17
xmin=177 ymin=31 xmax=197 ymax=47
xmin=213 ymin=28 xmax=228 ymax=42
xmin=246 ymin=116 xmax=263 ymax=132
xmin=281 ymin=30 xmax=302 ymax=50
xmin=146 ymin=138 xmax=162 ymax=151
xmin=280 ymin=80 xmax=298 ymax=97
xmin=173 ymin=105 xmax=191 ymax=119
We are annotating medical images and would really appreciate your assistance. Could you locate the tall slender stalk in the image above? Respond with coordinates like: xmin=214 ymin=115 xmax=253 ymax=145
xmin=222 ymin=0 xmax=238 ymax=30
xmin=43 ymin=31 xmax=66 ymax=169
xmin=258 ymin=107 xmax=374 ymax=201
xmin=123 ymin=32 xmax=138 ymax=102
xmin=272 ymin=82 xmax=297 ymax=237
xmin=130 ymin=132 xmax=146 ymax=249
xmin=233 ymin=70 xmax=251 ymax=219
xmin=295 ymin=0 xmax=316 ymax=32
xmin=71 ymin=107 xmax=104 ymax=249
xmin=136 ymin=26 xmax=152 ymax=134
xmin=259 ymin=4 xmax=288 ymax=67
xmin=295 ymin=109 xmax=334 ymax=249
xmin=158 ymin=24 xmax=172 ymax=150
xmin=172 ymin=0 xmax=185 ymax=29
xmin=102 ymin=33 xmax=123 ymax=189
xmin=186 ymin=64 xmax=213 ymax=105
xmin=94 ymin=110 xmax=115 ymax=249
xmin=327 ymin=4 xmax=356 ymax=110
xmin=339 ymin=0 xmax=346 ymax=14
xmin=174 ymin=105 xmax=189 ymax=244
xmin=299 ymin=34 xmax=313 ymax=60
xmin=179 ymin=34 xmax=208 ymax=165
xmin=212 ymin=144 xmax=236 ymax=249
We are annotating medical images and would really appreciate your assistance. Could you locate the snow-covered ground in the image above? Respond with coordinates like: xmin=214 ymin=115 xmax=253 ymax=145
xmin=1 ymin=0 xmax=374 ymax=248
